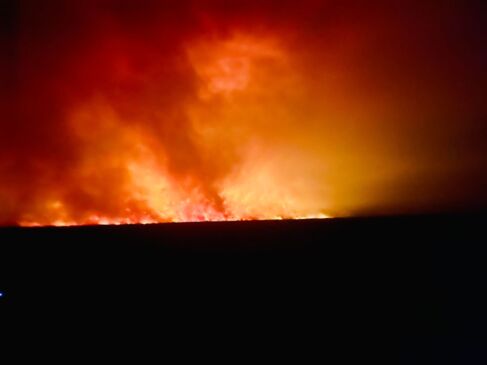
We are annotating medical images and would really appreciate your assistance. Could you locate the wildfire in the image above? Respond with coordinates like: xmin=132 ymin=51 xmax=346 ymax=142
xmin=2 ymin=1 xmax=483 ymax=227
xmin=13 ymin=32 xmax=332 ymax=227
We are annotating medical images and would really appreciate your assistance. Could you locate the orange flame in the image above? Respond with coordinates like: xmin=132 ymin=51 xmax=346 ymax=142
xmin=7 ymin=2 xmax=479 ymax=227
xmin=17 ymin=32 xmax=331 ymax=227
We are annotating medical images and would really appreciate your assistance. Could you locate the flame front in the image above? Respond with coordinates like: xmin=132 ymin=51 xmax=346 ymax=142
xmin=15 ymin=32 xmax=331 ymax=226
xmin=3 ymin=2 xmax=486 ymax=226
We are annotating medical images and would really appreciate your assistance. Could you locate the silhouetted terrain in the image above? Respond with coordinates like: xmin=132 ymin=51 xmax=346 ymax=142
xmin=1 ymin=214 xmax=487 ymax=362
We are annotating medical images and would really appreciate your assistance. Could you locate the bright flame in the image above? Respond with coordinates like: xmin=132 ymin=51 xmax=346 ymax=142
xmin=16 ymin=32 xmax=331 ymax=227
xmin=3 ymin=2 xmax=484 ymax=227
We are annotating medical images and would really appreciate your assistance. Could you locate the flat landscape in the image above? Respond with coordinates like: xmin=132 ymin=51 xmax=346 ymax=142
xmin=1 ymin=213 xmax=486 ymax=361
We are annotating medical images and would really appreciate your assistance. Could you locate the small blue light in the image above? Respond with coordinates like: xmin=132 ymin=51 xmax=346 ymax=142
xmin=0 ymin=292 xmax=3 ymax=298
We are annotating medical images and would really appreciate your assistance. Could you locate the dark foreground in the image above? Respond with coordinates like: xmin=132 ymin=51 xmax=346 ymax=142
xmin=1 ymin=214 xmax=487 ymax=362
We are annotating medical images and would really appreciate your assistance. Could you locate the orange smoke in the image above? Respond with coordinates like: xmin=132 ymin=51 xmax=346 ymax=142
xmin=14 ymin=29 xmax=333 ymax=226
xmin=1 ymin=1 xmax=486 ymax=226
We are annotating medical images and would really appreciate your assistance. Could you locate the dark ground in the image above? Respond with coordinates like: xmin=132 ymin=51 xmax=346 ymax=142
xmin=1 ymin=214 xmax=487 ymax=362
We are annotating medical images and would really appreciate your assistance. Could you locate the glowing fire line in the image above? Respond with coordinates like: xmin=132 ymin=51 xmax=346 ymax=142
xmin=13 ymin=33 xmax=331 ymax=227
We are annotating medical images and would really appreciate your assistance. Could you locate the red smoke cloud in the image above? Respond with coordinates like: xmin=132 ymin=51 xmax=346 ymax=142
xmin=1 ymin=1 xmax=486 ymax=225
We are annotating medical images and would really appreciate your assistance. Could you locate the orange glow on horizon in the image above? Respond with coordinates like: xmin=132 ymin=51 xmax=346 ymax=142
xmin=2 ymin=2 xmax=486 ymax=227
xmin=12 ymin=33 xmax=333 ymax=227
